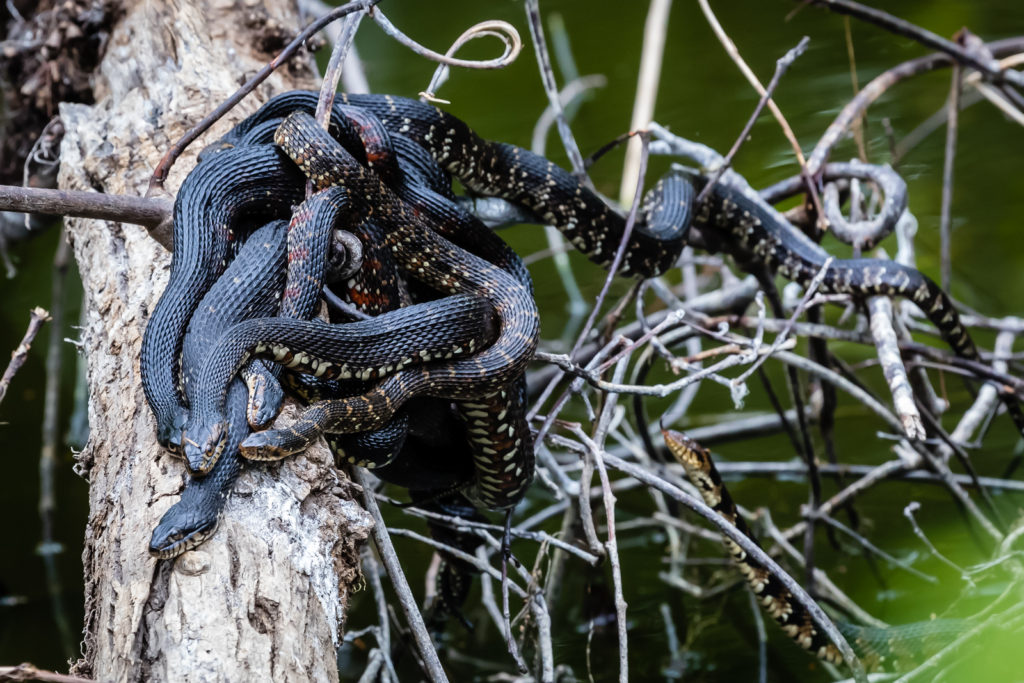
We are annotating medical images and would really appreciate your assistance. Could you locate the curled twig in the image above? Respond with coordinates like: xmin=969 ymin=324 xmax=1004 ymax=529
xmin=372 ymin=11 xmax=521 ymax=73
xmin=419 ymin=19 xmax=524 ymax=101
xmin=760 ymin=160 xmax=908 ymax=250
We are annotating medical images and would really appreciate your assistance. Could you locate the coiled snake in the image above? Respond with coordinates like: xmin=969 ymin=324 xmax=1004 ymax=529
xmin=149 ymin=89 xmax=1016 ymax=554
xmin=209 ymin=91 xmax=1001 ymax=388
xmin=149 ymin=195 xmax=496 ymax=556
xmin=189 ymin=111 xmax=543 ymax=510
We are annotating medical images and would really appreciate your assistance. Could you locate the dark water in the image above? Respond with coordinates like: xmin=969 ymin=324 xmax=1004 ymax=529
xmin=2 ymin=1 xmax=1023 ymax=680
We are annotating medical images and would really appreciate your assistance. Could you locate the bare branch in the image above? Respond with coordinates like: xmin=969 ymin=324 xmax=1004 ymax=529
xmin=0 ymin=307 xmax=50 ymax=407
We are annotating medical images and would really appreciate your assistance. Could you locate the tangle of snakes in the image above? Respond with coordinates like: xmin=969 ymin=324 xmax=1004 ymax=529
xmin=138 ymin=89 xmax=1019 ymax=669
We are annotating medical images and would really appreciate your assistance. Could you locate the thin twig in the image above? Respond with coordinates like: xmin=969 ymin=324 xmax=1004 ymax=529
xmin=807 ymin=37 xmax=1024 ymax=173
xmin=314 ymin=10 xmax=364 ymax=131
xmin=711 ymin=460 xmax=1024 ymax=494
xmin=0 ymin=664 xmax=93 ymax=683
xmin=39 ymin=231 xmax=74 ymax=659
xmin=842 ymin=16 xmax=869 ymax=161
xmin=804 ymin=509 xmax=938 ymax=583
xmin=902 ymin=502 xmax=974 ymax=583
xmin=524 ymin=0 xmax=590 ymax=182
xmin=352 ymin=469 xmax=448 ymax=683
xmin=939 ymin=61 xmax=961 ymax=292
xmin=747 ymin=590 xmax=768 ymax=683
xmin=578 ymin=357 xmax=630 ymax=682
xmin=800 ymin=0 xmax=1024 ymax=88
xmin=360 ymin=548 xmax=399 ymax=682
xmin=570 ymin=130 xmax=647 ymax=355
xmin=531 ymin=74 xmax=607 ymax=317
xmin=694 ymin=36 xmax=810 ymax=207
xmin=696 ymin=0 xmax=824 ymax=225
xmin=297 ymin=0 xmax=371 ymax=93
xmin=392 ymin=496 xmax=601 ymax=565
xmin=0 ymin=307 xmax=50 ymax=406
xmin=732 ymin=256 xmax=831 ymax=386
xmin=0 ymin=185 xmax=172 ymax=248
xmin=620 ymin=0 xmax=672 ymax=205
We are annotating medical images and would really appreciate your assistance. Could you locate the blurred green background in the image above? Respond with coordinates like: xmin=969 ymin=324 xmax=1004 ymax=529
xmin=1 ymin=1 xmax=1023 ymax=680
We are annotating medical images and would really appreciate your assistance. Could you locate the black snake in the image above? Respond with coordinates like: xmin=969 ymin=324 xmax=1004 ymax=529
xmin=150 ymin=220 xmax=289 ymax=557
xmin=663 ymin=428 xmax=962 ymax=670
xmin=149 ymin=88 xmax=1015 ymax=556
xmin=208 ymin=91 xmax=998 ymax=381
xmin=207 ymin=111 xmax=542 ymax=510
xmin=150 ymin=195 xmax=496 ymax=556
xmin=179 ymin=182 xmax=500 ymax=476
xmin=140 ymin=145 xmax=304 ymax=452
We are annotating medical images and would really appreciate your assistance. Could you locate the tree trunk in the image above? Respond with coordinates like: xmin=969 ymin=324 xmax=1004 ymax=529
xmin=57 ymin=1 xmax=372 ymax=680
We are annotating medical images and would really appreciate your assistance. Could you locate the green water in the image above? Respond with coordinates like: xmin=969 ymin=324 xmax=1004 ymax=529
xmin=2 ymin=1 xmax=1024 ymax=680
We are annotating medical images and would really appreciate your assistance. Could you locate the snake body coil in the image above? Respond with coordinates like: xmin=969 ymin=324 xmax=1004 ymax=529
xmin=229 ymin=112 xmax=541 ymax=509
xmin=211 ymin=91 xmax=693 ymax=279
xmin=141 ymin=145 xmax=305 ymax=450
xmin=185 ymin=297 xmax=498 ymax=474
xmin=682 ymin=167 xmax=978 ymax=360
xmin=150 ymin=220 xmax=289 ymax=557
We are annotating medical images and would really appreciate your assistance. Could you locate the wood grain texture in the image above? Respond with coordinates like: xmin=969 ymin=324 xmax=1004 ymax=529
xmin=56 ymin=1 xmax=372 ymax=680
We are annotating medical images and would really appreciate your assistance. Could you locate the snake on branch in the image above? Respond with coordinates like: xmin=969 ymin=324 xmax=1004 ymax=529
xmin=148 ymin=89 xmax=1018 ymax=552
xmin=663 ymin=428 xmax=964 ymax=671
xmin=209 ymin=92 xmax=1010 ymax=412
xmin=186 ymin=112 xmax=545 ymax=510
xmin=150 ymin=220 xmax=288 ymax=557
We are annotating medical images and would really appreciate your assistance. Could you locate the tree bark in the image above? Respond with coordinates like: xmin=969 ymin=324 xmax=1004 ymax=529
xmin=57 ymin=1 xmax=372 ymax=680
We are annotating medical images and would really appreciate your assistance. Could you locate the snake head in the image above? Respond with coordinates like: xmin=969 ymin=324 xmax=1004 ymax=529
xmin=156 ymin=411 xmax=188 ymax=455
xmin=149 ymin=498 xmax=220 ymax=559
xmin=244 ymin=369 xmax=284 ymax=430
xmin=182 ymin=421 xmax=227 ymax=476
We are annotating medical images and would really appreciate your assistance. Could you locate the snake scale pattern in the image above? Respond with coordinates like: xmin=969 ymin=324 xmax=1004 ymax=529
xmin=142 ymin=90 xmax=1018 ymax=654
xmin=663 ymin=428 xmax=962 ymax=670
xmin=150 ymin=221 xmax=289 ymax=557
